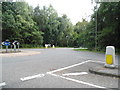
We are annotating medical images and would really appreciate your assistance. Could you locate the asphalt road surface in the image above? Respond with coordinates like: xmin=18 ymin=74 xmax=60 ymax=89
xmin=1 ymin=48 xmax=119 ymax=89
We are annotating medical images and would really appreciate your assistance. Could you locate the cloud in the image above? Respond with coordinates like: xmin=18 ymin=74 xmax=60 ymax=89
xmin=25 ymin=0 xmax=94 ymax=25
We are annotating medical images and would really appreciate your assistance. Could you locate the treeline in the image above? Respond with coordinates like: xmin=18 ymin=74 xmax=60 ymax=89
xmin=74 ymin=2 xmax=120 ymax=52
xmin=1 ymin=2 xmax=120 ymax=52
xmin=2 ymin=2 xmax=74 ymax=47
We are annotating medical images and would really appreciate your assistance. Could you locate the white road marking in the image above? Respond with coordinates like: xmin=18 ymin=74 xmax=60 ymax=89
xmin=62 ymin=72 xmax=88 ymax=76
xmin=47 ymin=60 xmax=106 ymax=88
xmin=47 ymin=60 xmax=92 ymax=73
xmin=19 ymin=60 xmax=106 ymax=87
xmin=0 ymin=82 xmax=6 ymax=87
xmin=48 ymin=73 xmax=106 ymax=88
xmin=20 ymin=74 xmax=45 ymax=81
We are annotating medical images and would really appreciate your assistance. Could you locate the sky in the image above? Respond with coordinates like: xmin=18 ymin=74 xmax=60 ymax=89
xmin=25 ymin=0 xmax=96 ymax=25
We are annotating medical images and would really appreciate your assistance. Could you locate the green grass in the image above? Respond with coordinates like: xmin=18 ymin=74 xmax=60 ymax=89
xmin=20 ymin=46 xmax=73 ymax=49
xmin=55 ymin=47 xmax=73 ymax=48
xmin=74 ymin=48 xmax=105 ymax=54
xmin=20 ymin=47 xmax=45 ymax=49
xmin=74 ymin=48 xmax=120 ymax=55
xmin=74 ymin=49 xmax=89 ymax=51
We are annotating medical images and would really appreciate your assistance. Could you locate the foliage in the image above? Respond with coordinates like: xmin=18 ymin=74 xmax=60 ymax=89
xmin=1 ymin=1 xmax=119 ymax=53
xmin=2 ymin=2 xmax=43 ymax=46
xmin=33 ymin=6 xmax=74 ymax=47
xmin=73 ymin=2 xmax=119 ymax=52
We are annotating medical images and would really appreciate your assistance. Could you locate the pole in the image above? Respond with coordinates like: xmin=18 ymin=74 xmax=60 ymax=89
xmin=11 ymin=45 xmax=12 ymax=52
xmin=1 ymin=45 xmax=2 ymax=53
xmin=6 ymin=46 xmax=8 ymax=53
xmin=14 ymin=45 xmax=16 ymax=52
xmin=1 ymin=45 xmax=2 ymax=50
xmin=95 ymin=2 xmax=98 ymax=51
xmin=18 ymin=45 xmax=19 ymax=52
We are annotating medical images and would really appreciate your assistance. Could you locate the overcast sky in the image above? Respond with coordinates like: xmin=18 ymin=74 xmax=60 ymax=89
xmin=25 ymin=0 xmax=95 ymax=25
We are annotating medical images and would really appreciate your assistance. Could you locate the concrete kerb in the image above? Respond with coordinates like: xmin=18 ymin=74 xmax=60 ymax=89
xmin=89 ymin=64 xmax=120 ymax=78
xmin=0 ymin=50 xmax=41 ymax=57
xmin=47 ymin=60 xmax=107 ymax=88
xmin=48 ymin=59 xmax=120 ymax=78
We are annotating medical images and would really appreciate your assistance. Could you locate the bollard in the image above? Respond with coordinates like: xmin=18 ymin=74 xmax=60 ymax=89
xmin=52 ymin=45 xmax=55 ymax=48
xmin=105 ymin=46 xmax=115 ymax=68
xmin=45 ymin=44 xmax=48 ymax=48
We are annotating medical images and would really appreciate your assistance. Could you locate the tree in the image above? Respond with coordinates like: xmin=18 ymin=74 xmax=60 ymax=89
xmin=74 ymin=19 xmax=89 ymax=47
xmin=96 ymin=2 xmax=120 ymax=51
xmin=33 ymin=5 xmax=74 ymax=47
xmin=2 ymin=2 xmax=43 ymax=47
xmin=57 ymin=14 xmax=74 ymax=47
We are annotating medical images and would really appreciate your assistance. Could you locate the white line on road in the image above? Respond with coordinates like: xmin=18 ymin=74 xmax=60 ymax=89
xmin=62 ymin=72 xmax=88 ymax=76
xmin=46 ymin=60 xmax=106 ymax=88
xmin=48 ymin=73 xmax=106 ymax=88
xmin=47 ymin=60 xmax=92 ymax=74
xmin=20 ymin=74 xmax=45 ymax=81
xmin=0 ymin=82 xmax=6 ymax=87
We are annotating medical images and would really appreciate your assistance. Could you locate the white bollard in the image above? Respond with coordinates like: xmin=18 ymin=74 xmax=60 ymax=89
xmin=105 ymin=46 xmax=115 ymax=68
xmin=45 ymin=44 xmax=48 ymax=48
xmin=52 ymin=45 xmax=55 ymax=48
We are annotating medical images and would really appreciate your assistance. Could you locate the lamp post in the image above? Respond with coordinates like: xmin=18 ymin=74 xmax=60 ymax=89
xmin=95 ymin=2 xmax=98 ymax=51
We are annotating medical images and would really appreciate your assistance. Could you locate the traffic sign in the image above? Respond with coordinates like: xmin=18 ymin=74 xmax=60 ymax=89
xmin=12 ymin=41 xmax=20 ymax=52
xmin=12 ymin=41 xmax=19 ymax=46
xmin=17 ymin=42 xmax=20 ymax=45
xmin=3 ymin=41 xmax=10 ymax=46
xmin=1 ymin=42 xmax=4 ymax=45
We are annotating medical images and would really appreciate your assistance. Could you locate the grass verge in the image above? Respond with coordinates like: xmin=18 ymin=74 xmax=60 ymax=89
xmin=74 ymin=48 xmax=120 ymax=55
xmin=74 ymin=48 xmax=105 ymax=54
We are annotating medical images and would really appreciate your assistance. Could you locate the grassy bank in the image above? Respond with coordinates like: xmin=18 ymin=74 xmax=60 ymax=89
xmin=74 ymin=48 xmax=105 ymax=54
xmin=74 ymin=48 xmax=120 ymax=55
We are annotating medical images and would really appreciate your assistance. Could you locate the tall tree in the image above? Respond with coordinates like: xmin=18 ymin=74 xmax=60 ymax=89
xmin=2 ymin=2 xmax=43 ymax=46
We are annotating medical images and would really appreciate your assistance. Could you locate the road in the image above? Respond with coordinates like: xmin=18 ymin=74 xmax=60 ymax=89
xmin=1 ymin=48 xmax=119 ymax=89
